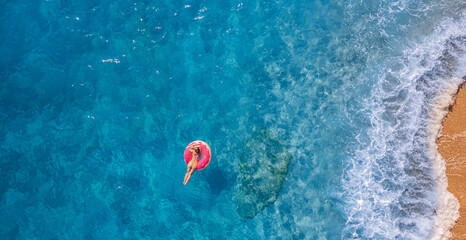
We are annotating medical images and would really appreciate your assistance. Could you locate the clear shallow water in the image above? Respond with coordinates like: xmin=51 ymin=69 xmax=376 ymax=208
xmin=1 ymin=0 xmax=465 ymax=239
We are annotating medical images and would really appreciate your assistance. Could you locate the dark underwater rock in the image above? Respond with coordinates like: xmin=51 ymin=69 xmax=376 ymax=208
xmin=236 ymin=128 xmax=291 ymax=219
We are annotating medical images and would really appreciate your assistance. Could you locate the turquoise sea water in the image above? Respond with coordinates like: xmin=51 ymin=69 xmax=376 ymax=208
xmin=1 ymin=0 xmax=466 ymax=239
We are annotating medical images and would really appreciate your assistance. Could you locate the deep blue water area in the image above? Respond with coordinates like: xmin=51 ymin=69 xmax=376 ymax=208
xmin=1 ymin=0 xmax=466 ymax=239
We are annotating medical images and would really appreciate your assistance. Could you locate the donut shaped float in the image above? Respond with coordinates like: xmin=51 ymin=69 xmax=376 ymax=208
xmin=183 ymin=140 xmax=211 ymax=170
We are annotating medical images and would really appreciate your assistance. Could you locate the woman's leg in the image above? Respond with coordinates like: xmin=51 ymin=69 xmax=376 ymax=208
xmin=184 ymin=161 xmax=195 ymax=185
xmin=184 ymin=162 xmax=198 ymax=185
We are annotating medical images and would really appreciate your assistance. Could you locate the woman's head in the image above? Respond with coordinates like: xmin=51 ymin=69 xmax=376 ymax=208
xmin=194 ymin=147 xmax=201 ymax=155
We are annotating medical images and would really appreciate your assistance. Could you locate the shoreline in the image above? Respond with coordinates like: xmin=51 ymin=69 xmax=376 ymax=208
xmin=437 ymin=83 xmax=466 ymax=239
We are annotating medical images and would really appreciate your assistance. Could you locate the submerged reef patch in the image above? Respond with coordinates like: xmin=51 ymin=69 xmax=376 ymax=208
xmin=236 ymin=128 xmax=291 ymax=219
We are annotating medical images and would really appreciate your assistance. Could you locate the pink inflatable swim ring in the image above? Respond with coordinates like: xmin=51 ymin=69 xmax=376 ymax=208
xmin=183 ymin=140 xmax=212 ymax=170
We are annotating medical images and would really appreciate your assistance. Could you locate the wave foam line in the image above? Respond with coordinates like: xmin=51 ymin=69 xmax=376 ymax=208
xmin=341 ymin=9 xmax=466 ymax=240
xmin=423 ymin=11 xmax=466 ymax=240
xmin=428 ymin=46 xmax=466 ymax=240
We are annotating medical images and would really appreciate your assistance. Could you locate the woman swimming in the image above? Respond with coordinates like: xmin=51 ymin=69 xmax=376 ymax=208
xmin=183 ymin=143 xmax=201 ymax=185
xmin=183 ymin=141 xmax=211 ymax=185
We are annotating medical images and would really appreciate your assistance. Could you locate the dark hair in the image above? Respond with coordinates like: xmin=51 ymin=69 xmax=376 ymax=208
xmin=195 ymin=147 xmax=201 ymax=154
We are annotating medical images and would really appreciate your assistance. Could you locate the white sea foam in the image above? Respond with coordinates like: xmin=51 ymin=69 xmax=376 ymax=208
xmin=248 ymin=3 xmax=466 ymax=238
xmin=411 ymin=13 xmax=466 ymax=240
xmin=428 ymin=48 xmax=466 ymax=240
xmin=341 ymin=7 xmax=466 ymax=239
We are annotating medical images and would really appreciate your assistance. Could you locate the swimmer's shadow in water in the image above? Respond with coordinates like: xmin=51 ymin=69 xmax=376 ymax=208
xmin=203 ymin=167 xmax=233 ymax=196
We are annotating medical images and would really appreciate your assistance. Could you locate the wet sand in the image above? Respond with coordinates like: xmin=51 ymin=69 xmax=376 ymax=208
xmin=437 ymin=84 xmax=466 ymax=239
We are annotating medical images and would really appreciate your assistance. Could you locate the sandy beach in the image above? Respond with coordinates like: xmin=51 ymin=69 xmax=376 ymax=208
xmin=437 ymin=84 xmax=466 ymax=239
